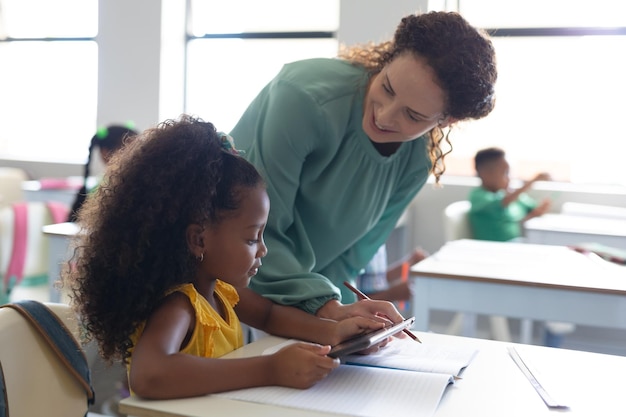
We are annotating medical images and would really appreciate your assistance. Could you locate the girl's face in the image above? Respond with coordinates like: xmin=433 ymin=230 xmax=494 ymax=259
xmin=362 ymin=53 xmax=451 ymax=144
xmin=200 ymin=184 xmax=269 ymax=287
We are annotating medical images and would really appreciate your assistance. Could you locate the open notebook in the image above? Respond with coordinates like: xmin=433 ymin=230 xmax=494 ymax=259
xmin=217 ymin=337 xmax=477 ymax=417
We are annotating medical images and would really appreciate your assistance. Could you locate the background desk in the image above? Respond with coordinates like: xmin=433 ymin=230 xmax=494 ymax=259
xmin=411 ymin=239 xmax=626 ymax=344
xmin=119 ymin=332 xmax=626 ymax=417
xmin=525 ymin=213 xmax=626 ymax=249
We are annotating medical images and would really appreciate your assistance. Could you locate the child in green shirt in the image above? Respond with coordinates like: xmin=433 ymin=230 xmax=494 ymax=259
xmin=469 ymin=147 xmax=551 ymax=241
xmin=468 ymin=147 xmax=574 ymax=347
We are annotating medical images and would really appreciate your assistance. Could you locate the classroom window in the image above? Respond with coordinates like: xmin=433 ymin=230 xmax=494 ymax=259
xmin=184 ymin=0 xmax=340 ymax=133
xmin=436 ymin=0 xmax=626 ymax=186
xmin=0 ymin=0 xmax=97 ymax=163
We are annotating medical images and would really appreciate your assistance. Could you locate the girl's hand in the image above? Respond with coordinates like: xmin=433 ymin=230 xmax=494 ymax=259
xmin=269 ymin=343 xmax=339 ymax=389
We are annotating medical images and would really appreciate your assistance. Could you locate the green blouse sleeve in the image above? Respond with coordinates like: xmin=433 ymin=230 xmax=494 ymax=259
xmin=233 ymin=78 xmax=342 ymax=314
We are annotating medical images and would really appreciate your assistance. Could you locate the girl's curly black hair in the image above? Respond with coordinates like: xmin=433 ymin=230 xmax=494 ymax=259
xmin=339 ymin=11 xmax=498 ymax=183
xmin=63 ymin=114 xmax=263 ymax=364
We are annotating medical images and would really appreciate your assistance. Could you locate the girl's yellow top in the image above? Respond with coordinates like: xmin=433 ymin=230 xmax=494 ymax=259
xmin=128 ymin=280 xmax=244 ymax=383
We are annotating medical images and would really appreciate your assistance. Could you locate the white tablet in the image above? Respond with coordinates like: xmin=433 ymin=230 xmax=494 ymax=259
xmin=328 ymin=316 xmax=416 ymax=358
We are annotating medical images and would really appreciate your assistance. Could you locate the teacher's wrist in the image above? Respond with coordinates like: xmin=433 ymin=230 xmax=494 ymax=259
xmin=316 ymin=299 xmax=345 ymax=321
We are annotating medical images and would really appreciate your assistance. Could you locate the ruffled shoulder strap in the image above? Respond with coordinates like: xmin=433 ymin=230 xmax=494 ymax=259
xmin=167 ymin=283 xmax=219 ymax=329
xmin=215 ymin=280 xmax=240 ymax=308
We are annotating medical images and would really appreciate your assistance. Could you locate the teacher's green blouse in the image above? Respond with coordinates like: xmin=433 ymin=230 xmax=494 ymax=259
xmin=231 ymin=58 xmax=431 ymax=314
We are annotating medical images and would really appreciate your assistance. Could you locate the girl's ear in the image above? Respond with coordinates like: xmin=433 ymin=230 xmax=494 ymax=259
xmin=186 ymin=224 xmax=206 ymax=257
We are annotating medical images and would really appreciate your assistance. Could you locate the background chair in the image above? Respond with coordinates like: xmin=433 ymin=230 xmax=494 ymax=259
xmin=0 ymin=167 xmax=28 ymax=208
xmin=442 ymin=200 xmax=512 ymax=342
xmin=442 ymin=200 xmax=472 ymax=243
xmin=0 ymin=302 xmax=105 ymax=417
xmin=0 ymin=201 xmax=69 ymax=304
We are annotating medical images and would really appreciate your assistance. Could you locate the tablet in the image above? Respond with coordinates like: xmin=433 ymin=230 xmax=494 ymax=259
xmin=328 ymin=316 xmax=416 ymax=358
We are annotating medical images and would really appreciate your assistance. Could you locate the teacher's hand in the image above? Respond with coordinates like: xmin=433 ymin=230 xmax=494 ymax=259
xmin=316 ymin=299 xmax=404 ymax=324
xmin=330 ymin=316 xmax=387 ymax=346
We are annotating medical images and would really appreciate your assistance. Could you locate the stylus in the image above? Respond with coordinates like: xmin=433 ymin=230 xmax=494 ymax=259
xmin=343 ymin=281 xmax=421 ymax=343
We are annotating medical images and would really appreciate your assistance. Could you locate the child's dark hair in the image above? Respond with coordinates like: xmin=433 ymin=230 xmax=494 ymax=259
xmin=68 ymin=124 xmax=138 ymax=222
xmin=474 ymin=147 xmax=505 ymax=172
xmin=65 ymin=115 xmax=264 ymax=363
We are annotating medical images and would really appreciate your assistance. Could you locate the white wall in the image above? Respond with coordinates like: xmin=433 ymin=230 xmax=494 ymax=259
xmin=4 ymin=0 xmax=626 ymax=251
xmin=338 ymin=0 xmax=428 ymax=45
xmin=0 ymin=0 xmax=167 ymax=180
xmin=97 ymin=0 xmax=163 ymax=130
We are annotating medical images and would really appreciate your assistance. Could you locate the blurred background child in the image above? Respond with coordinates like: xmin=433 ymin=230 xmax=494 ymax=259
xmin=468 ymin=147 xmax=573 ymax=347
xmin=67 ymin=123 xmax=137 ymax=222
xmin=356 ymin=245 xmax=427 ymax=309
xmin=469 ymin=147 xmax=551 ymax=242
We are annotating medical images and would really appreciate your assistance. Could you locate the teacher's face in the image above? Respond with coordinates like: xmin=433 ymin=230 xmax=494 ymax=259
xmin=362 ymin=53 xmax=450 ymax=144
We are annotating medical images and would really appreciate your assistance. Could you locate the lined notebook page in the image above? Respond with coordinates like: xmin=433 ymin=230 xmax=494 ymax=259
xmin=344 ymin=338 xmax=478 ymax=376
xmin=217 ymin=364 xmax=453 ymax=417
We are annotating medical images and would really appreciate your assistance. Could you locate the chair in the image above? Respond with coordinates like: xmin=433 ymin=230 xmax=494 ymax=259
xmin=442 ymin=200 xmax=472 ymax=242
xmin=0 ymin=302 xmax=104 ymax=417
xmin=0 ymin=167 xmax=28 ymax=208
xmin=0 ymin=201 xmax=69 ymax=304
xmin=442 ymin=201 xmax=512 ymax=342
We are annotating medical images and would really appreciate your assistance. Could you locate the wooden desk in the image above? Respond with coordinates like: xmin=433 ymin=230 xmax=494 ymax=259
xmin=119 ymin=332 xmax=626 ymax=417
xmin=42 ymin=222 xmax=79 ymax=302
xmin=525 ymin=213 xmax=626 ymax=249
xmin=411 ymin=239 xmax=626 ymax=344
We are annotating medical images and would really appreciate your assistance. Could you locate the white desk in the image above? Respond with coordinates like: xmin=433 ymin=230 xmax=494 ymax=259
xmin=119 ymin=332 xmax=626 ymax=417
xmin=411 ymin=239 xmax=626 ymax=344
xmin=42 ymin=222 xmax=79 ymax=302
xmin=525 ymin=213 xmax=626 ymax=249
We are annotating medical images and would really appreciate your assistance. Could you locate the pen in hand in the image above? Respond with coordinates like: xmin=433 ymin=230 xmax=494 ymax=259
xmin=343 ymin=281 xmax=421 ymax=343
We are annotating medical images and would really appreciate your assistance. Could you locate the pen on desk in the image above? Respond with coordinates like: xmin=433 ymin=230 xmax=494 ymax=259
xmin=343 ymin=281 xmax=421 ymax=343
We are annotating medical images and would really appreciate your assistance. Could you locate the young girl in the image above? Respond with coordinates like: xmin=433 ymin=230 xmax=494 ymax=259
xmin=68 ymin=123 xmax=138 ymax=222
xmin=64 ymin=115 xmax=400 ymax=399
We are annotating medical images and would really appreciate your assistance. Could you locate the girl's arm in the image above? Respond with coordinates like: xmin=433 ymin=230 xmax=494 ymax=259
xmin=129 ymin=292 xmax=339 ymax=399
xmin=235 ymin=287 xmax=388 ymax=346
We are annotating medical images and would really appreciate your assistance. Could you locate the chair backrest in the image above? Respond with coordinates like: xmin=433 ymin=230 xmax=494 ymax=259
xmin=0 ymin=168 xmax=28 ymax=208
xmin=0 ymin=302 xmax=89 ymax=417
xmin=442 ymin=200 xmax=473 ymax=241
xmin=0 ymin=202 xmax=69 ymax=303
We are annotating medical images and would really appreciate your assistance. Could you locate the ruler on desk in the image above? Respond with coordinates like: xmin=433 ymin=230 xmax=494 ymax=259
xmin=508 ymin=347 xmax=569 ymax=410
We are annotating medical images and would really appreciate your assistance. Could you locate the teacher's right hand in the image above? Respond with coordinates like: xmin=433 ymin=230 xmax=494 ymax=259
xmin=317 ymin=299 xmax=404 ymax=324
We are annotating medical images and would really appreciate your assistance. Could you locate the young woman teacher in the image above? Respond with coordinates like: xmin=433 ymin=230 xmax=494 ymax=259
xmin=230 ymin=11 xmax=498 ymax=321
